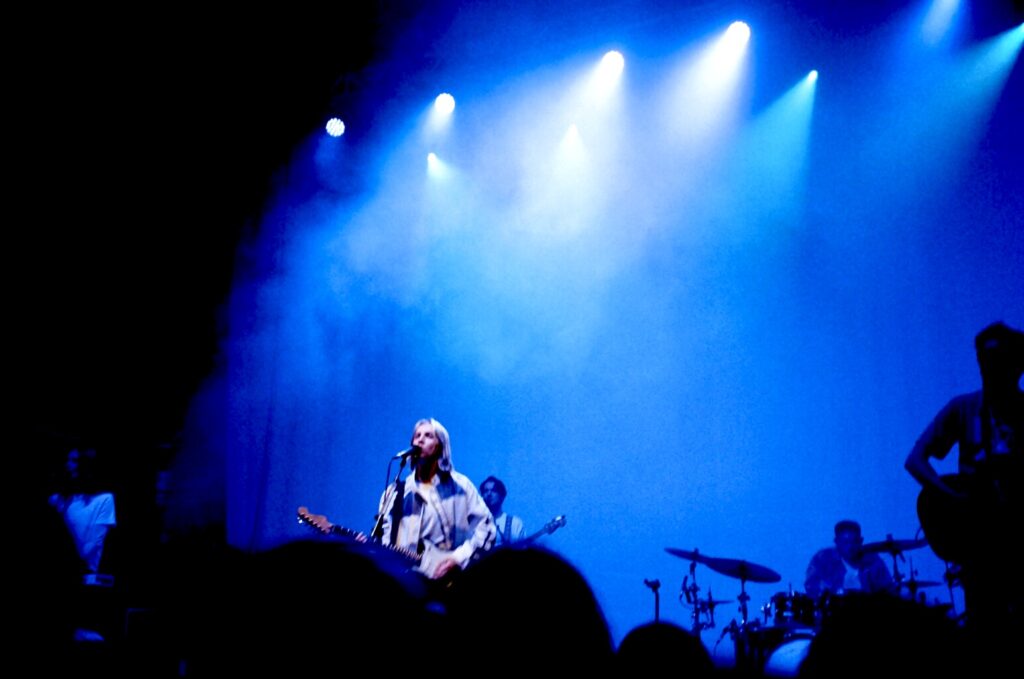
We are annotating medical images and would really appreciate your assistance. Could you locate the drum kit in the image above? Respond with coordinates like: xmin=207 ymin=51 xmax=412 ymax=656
xmin=667 ymin=535 xmax=942 ymax=676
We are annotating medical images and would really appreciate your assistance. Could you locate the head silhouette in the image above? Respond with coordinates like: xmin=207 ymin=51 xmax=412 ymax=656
xmin=445 ymin=545 xmax=613 ymax=670
xmin=616 ymin=621 xmax=714 ymax=677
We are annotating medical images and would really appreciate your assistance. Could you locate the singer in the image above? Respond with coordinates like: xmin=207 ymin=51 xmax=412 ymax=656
xmin=374 ymin=418 xmax=496 ymax=581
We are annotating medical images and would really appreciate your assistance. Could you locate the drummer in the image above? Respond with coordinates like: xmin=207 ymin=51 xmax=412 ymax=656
xmin=804 ymin=520 xmax=893 ymax=598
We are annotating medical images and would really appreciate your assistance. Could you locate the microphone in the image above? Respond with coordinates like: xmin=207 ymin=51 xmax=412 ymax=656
xmin=393 ymin=446 xmax=421 ymax=460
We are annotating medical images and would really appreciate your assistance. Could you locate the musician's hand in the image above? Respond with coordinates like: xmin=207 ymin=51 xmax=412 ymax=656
xmin=433 ymin=557 xmax=459 ymax=579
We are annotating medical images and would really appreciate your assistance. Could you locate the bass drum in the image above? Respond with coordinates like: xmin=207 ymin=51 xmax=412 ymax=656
xmin=763 ymin=592 xmax=818 ymax=628
xmin=763 ymin=630 xmax=816 ymax=677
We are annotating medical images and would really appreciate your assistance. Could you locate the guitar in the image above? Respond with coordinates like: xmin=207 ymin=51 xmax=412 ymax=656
xmin=916 ymin=469 xmax=1018 ymax=564
xmin=296 ymin=506 xmax=456 ymax=580
xmin=520 ymin=514 xmax=567 ymax=545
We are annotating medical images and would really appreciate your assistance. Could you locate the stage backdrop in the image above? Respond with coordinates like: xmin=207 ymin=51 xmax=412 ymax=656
xmin=177 ymin=0 xmax=1022 ymax=655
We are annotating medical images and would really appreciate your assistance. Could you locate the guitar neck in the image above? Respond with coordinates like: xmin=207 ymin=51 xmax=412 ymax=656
xmin=521 ymin=515 xmax=566 ymax=544
xmin=522 ymin=529 xmax=547 ymax=544
xmin=296 ymin=507 xmax=422 ymax=565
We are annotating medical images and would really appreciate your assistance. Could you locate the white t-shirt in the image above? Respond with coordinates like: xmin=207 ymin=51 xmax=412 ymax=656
xmin=841 ymin=559 xmax=861 ymax=593
xmin=50 ymin=492 xmax=116 ymax=574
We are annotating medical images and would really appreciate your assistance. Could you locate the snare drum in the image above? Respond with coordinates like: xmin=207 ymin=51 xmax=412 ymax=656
xmin=763 ymin=592 xmax=817 ymax=628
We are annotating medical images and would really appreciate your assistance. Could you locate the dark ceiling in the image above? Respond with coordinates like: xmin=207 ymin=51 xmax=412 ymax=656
xmin=22 ymin=0 xmax=1024 ymax=455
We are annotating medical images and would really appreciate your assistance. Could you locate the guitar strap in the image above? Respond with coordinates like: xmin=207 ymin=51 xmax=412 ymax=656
xmin=389 ymin=478 xmax=405 ymax=546
xmin=502 ymin=513 xmax=513 ymax=545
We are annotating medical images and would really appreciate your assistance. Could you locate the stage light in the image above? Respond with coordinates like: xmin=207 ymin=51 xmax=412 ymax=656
xmin=434 ymin=92 xmax=456 ymax=115
xmin=581 ymin=49 xmax=626 ymax=106
xmin=922 ymin=0 xmax=961 ymax=45
xmin=659 ymin=20 xmax=752 ymax=146
xmin=808 ymin=70 xmax=819 ymax=82
xmin=597 ymin=50 xmax=625 ymax=82
xmin=325 ymin=117 xmax=346 ymax=137
xmin=725 ymin=21 xmax=751 ymax=48
xmin=708 ymin=21 xmax=752 ymax=74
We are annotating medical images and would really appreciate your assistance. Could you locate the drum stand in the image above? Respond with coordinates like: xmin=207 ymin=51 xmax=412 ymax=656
xmin=680 ymin=560 xmax=726 ymax=635
xmin=643 ymin=578 xmax=661 ymax=623
xmin=729 ymin=574 xmax=768 ymax=674
xmin=665 ymin=547 xmax=782 ymax=673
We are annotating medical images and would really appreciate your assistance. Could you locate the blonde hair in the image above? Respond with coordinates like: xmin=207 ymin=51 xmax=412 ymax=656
xmin=412 ymin=418 xmax=453 ymax=473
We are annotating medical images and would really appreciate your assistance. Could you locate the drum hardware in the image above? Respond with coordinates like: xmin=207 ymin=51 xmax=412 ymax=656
xmin=671 ymin=550 xmax=728 ymax=634
xmin=862 ymin=533 xmax=928 ymax=585
xmin=860 ymin=535 xmax=929 ymax=555
xmin=667 ymin=546 xmax=783 ymax=673
xmin=667 ymin=547 xmax=781 ymax=626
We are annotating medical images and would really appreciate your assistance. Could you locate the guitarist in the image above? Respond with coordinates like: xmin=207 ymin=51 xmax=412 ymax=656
xmin=375 ymin=418 xmax=496 ymax=582
xmin=480 ymin=476 xmax=525 ymax=545
xmin=905 ymin=321 xmax=1023 ymax=638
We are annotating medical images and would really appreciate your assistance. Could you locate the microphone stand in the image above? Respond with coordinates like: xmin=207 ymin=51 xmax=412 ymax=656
xmin=643 ymin=579 xmax=661 ymax=622
xmin=370 ymin=455 xmax=408 ymax=541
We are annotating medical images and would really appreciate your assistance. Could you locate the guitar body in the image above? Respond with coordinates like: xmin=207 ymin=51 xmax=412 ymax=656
xmin=917 ymin=469 xmax=1019 ymax=564
xmin=917 ymin=475 xmax=973 ymax=563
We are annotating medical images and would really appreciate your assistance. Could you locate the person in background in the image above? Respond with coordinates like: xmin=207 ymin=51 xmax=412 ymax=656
xmin=804 ymin=520 xmax=893 ymax=599
xmin=480 ymin=475 xmax=525 ymax=546
xmin=49 ymin=445 xmax=118 ymax=644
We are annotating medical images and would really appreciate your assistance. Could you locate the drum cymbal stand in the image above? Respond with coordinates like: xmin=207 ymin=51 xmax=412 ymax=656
xmin=680 ymin=560 xmax=725 ymax=634
xmin=721 ymin=575 xmax=762 ymax=674
xmin=681 ymin=560 xmax=705 ymax=633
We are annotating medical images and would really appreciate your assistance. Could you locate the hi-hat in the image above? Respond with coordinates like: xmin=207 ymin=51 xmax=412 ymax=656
xmin=862 ymin=537 xmax=929 ymax=555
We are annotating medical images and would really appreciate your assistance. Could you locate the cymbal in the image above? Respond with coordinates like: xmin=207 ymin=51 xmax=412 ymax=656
xmin=861 ymin=537 xmax=929 ymax=555
xmin=665 ymin=548 xmax=781 ymax=583
xmin=665 ymin=547 xmax=714 ymax=564
xmin=703 ymin=557 xmax=782 ymax=584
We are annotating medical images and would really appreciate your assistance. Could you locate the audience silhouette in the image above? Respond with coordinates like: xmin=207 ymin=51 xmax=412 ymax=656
xmin=797 ymin=592 xmax=966 ymax=677
xmin=445 ymin=545 xmax=614 ymax=671
xmin=616 ymin=621 xmax=715 ymax=677
xmin=182 ymin=539 xmax=438 ymax=677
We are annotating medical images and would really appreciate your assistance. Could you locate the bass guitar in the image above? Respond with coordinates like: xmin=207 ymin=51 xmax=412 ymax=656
xmin=520 ymin=514 xmax=567 ymax=545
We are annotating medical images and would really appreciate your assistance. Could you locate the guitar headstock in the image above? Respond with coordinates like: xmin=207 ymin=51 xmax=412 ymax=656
xmin=297 ymin=506 xmax=335 ymax=535
xmin=521 ymin=514 xmax=567 ymax=545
